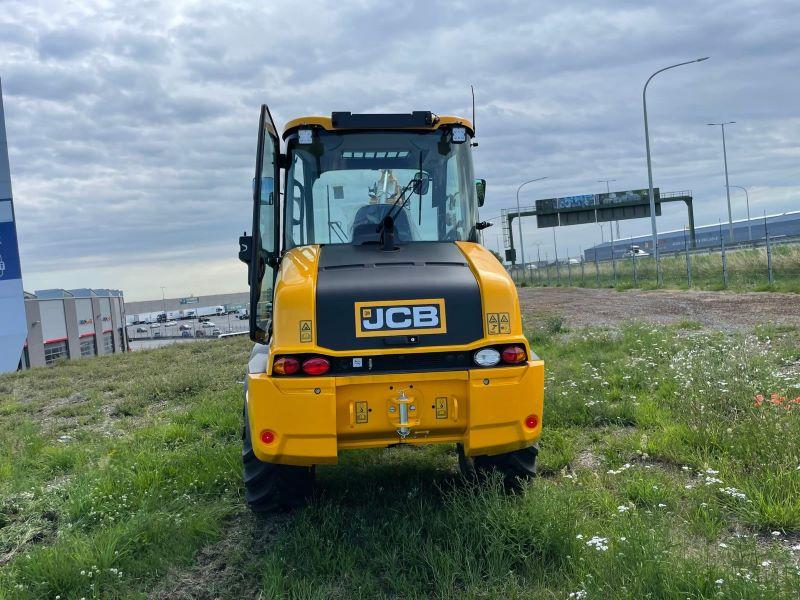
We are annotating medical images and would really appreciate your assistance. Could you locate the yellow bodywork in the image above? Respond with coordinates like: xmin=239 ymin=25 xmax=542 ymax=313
xmin=282 ymin=115 xmax=474 ymax=140
xmin=246 ymin=242 xmax=544 ymax=466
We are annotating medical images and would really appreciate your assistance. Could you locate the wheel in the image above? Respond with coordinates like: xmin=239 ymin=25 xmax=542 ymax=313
xmin=242 ymin=391 xmax=314 ymax=512
xmin=457 ymin=443 xmax=538 ymax=489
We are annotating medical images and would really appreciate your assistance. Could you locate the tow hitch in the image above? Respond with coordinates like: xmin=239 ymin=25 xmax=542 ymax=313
xmin=388 ymin=388 xmax=419 ymax=439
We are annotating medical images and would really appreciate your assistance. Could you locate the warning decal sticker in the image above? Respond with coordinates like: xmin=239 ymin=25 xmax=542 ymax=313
xmin=355 ymin=401 xmax=368 ymax=424
xmin=299 ymin=320 xmax=312 ymax=342
xmin=486 ymin=312 xmax=511 ymax=335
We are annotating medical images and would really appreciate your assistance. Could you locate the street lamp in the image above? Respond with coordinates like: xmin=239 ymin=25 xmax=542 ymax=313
xmin=515 ymin=176 xmax=548 ymax=283
xmin=730 ymin=185 xmax=751 ymax=242
xmin=708 ymin=121 xmax=736 ymax=241
xmin=643 ymin=57 xmax=710 ymax=283
xmin=597 ymin=179 xmax=618 ymax=237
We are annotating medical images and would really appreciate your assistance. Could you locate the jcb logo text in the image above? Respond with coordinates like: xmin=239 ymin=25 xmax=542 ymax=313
xmin=354 ymin=299 xmax=447 ymax=338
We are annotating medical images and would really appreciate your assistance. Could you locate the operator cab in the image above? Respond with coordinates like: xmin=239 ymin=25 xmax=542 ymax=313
xmin=240 ymin=109 xmax=486 ymax=343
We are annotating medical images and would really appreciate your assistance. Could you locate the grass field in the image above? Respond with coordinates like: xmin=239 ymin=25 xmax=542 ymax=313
xmin=517 ymin=244 xmax=800 ymax=293
xmin=2 ymin=320 xmax=800 ymax=598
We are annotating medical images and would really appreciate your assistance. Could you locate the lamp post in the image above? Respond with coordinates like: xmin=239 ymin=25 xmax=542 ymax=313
xmin=643 ymin=57 xmax=710 ymax=284
xmin=597 ymin=179 xmax=618 ymax=237
xmin=515 ymin=176 xmax=548 ymax=283
xmin=730 ymin=185 xmax=751 ymax=242
xmin=708 ymin=121 xmax=736 ymax=241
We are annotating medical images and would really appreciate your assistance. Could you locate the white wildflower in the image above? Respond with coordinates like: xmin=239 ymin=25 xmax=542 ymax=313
xmin=586 ymin=536 xmax=609 ymax=551
xmin=719 ymin=487 xmax=746 ymax=500
xmin=607 ymin=463 xmax=632 ymax=475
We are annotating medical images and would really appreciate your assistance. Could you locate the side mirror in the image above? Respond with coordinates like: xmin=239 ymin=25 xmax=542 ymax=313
xmin=238 ymin=233 xmax=252 ymax=264
xmin=475 ymin=179 xmax=486 ymax=207
xmin=412 ymin=172 xmax=430 ymax=196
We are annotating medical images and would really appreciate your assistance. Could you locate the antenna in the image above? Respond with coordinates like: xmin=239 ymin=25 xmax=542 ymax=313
xmin=470 ymin=84 xmax=476 ymax=135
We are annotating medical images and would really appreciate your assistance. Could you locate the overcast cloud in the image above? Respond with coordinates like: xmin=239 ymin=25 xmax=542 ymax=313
xmin=2 ymin=0 xmax=798 ymax=300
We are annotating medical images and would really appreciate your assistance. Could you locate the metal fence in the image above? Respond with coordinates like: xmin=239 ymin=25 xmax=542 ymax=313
xmin=513 ymin=236 xmax=800 ymax=291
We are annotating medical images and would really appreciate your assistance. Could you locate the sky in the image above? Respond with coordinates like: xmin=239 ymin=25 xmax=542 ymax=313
xmin=1 ymin=0 xmax=798 ymax=301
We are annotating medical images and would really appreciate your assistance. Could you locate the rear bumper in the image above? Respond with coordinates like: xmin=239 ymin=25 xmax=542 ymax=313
xmin=247 ymin=361 xmax=544 ymax=466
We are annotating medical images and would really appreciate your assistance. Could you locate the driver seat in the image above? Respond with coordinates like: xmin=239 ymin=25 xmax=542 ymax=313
xmin=350 ymin=204 xmax=413 ymax=244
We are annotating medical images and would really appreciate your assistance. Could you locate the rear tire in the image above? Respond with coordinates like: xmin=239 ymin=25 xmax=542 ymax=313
xmin=242 ymin=396 xmax=314 ymax=512
xmin=457 ymin=443 xmax=538 ymax=489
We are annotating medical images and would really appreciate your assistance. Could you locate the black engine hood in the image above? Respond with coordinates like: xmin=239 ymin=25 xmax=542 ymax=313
xmin=315 ymin=242 xmax=483 ymax=351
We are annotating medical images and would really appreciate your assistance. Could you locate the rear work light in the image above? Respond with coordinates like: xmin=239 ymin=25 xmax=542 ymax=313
xmin=273 ymin=356 xmax=300 ymax=375
xmin=501 ymin=345 xmax=527 ymax=364
xmin=302 ymin=357 xmax=330 ymax=375
xmin=473 ymin=347 xmax=501 ymax=367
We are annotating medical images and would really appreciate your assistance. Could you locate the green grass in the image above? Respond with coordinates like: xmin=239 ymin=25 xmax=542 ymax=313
xmin=1 ymin=324 xmax=800 ymax=598
xmin=518 ymin=243 xmax=800 ymax=293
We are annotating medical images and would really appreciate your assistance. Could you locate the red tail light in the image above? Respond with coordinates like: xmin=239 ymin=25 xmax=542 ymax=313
xmin=273 ymin=356 xmax=300 ymax=375
xmin=524 ymin=414 xmax=539 ymax=429
xmin=260 ymin=430 xmax=276 ymax=444
xmin=501 ymin=345 xmax=526 ymax=364
xmin=302 ymin=357 xmax=330 ymax=375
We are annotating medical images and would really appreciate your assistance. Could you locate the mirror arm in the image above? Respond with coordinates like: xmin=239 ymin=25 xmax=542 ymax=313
xmin=476 ymin=221 xmax=493 ymax=231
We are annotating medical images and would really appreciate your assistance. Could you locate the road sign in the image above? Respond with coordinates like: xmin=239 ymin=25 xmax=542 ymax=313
xmin=535 ymin=188 xmax=661 ymax=228
xmin=179 ymin=296 xmax=199 ymax=305
xmin=0 ymin=80 xmax=27 ymax=373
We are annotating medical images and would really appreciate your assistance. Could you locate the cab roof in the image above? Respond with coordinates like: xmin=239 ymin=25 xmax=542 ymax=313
xmin=282 ymin=112 xmax=474 ymax=140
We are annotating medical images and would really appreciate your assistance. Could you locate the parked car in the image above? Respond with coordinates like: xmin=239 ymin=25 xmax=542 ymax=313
xmin=179 ymin=324 xmax=192 ymax=331
xmin=624 ymin=245 xmax=649 ymax=257
xmin=153 ymin=331 xmax=162 ymax=338
xmin=135 ymin=326 xmax=147 ymax=333
xmin=237 ymin=313 xmax=249 ymax=320
xmin=211 ymin=328 xmax=221 ymax=336
xmin=150 ymin=323 xmax=160 ymax=329
xmin=181 ymin=331 xmax=192 ymax=338
xmin=201 ymin=322 xmax=216 ymax=328
xmin=198 ymin=316 xmax=210 ymax=323
xmin=165 ymin=320 xmax=178 ymax=327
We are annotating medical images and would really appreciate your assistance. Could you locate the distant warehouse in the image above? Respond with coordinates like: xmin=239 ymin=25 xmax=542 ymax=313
xmin=585 ymin=211 xmax=800 ymax=261
xmin=19 ymin=288 xmax=127 ymax=369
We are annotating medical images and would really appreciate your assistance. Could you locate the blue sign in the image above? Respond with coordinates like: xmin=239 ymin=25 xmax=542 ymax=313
xmin=557 ymin=194 xmax=597 ymax=210
xmin=0 ymin=215 xmax=22 ymax=281
xmin=0 ymin=80 xmax=27 ymax=373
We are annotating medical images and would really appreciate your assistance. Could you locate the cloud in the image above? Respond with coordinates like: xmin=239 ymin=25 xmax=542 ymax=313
xmin=0 ymin=0 xmax=798 ymax=299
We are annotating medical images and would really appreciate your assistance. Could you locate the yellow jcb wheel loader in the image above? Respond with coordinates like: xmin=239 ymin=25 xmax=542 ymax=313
xmin=238 ymin=108 xmax=544 ymax=511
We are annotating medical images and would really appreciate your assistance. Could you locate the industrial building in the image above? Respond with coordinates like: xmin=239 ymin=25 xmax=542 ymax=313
xmin=585 ymin=211 xmax=800 ymax=261
xmin=19 ymin=288 xmax=127 ymax=369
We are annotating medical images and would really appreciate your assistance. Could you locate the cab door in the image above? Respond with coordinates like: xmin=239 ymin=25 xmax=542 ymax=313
xmin=248 ymin=105 xmax=281 ymax=343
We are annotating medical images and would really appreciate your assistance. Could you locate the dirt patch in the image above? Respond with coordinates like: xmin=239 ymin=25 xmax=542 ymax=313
xmin=572 ymin=448 xmax=601 ymax=472
xmin=519 ymin=287 xmax=800 ymax=332
xmin=149 ymin=510 xmax=289 ymax=600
